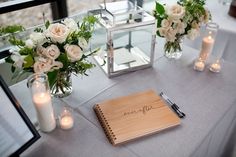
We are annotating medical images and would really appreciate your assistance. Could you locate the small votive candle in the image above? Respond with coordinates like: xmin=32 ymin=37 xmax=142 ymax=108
xmin=59 ymin=107 xmax=74 ymax=130
xmin=209 ymin=59 xmax=221 ymax=73
xmin=194 ymin=58 xmax=205 ymax=71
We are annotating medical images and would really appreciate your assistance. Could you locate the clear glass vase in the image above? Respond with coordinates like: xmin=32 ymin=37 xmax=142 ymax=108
xmin=51 ymin=71 xmax=72 ymax=98
xmin=164 ymin=39 xmax=183 ymax=59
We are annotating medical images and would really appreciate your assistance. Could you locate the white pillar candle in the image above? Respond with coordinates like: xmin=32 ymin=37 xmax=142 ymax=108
xmin=33 ymin=92 xmax=56 ymax=132
xmin=194 ymin=59 xmax=205 ymax=71
xmin=60 ymin=115 xmax=74 ymax=130
xmin=199 ymin=36 xmax=214 ymax=61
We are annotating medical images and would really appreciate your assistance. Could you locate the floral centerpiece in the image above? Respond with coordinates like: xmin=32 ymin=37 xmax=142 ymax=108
xmin=153 ymin=0 xmax=211 ymax=59
xmin=1 ymin=15 xmax=98 ymax=97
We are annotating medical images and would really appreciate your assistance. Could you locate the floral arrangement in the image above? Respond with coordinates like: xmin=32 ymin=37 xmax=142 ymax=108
xmin=154 ymin=0 xmax=210 ymax=58
xmin=1 ymin=15 xmax=98 ymax=97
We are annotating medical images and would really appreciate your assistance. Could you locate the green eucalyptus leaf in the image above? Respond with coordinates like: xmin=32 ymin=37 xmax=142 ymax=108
xmin=155 ymin=2 xmax=165 ymax=15
xmin=0 ymin=25 xmax=25 ymax=35
xmin=19 ymin=47 xmax=33 ymax=55
xmin=9 ymin=36 xmax=25 ymax=46
xmin=45 ymin=21 xmax=50 ymax=29
xmin=57 ymin=53 xmax=69 ymax=71
xmin=47 ymin=71 xmax=58 ymax=88
xmin=34 ymin=28 xmax=43 ymax=33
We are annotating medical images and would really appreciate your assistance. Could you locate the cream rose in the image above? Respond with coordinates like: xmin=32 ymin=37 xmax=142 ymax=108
xmin=62 ymin=18 xmax=79 ymax=33
xmin=175 ymin=20 xmax=186 ymax=34
xmin=161 ymin=19 xmax=172 ymax=28
xmin=50 ymin=61 xmax=63 ymax=71
xmin=33 ymin=58 xmax=53 ymax=73
xmin=165 ymin=27 xmax=177 ymax=42
xmin=167 ymin=4 xmax=185 ymax=22
xmin=30 ymin=32 xmax=46 ymax=45
xmin=64 ymin=44 xmax=82 ymax=62
xmin=158 ymin=27 xmax=168 ymax=37
xmin=187 ymin=28 xmax=200 ymax=40
xmin=43 ymin=45 xmax=60 ymax=59
xmin=36 ymin=46 xmax=46 ymax=56
xmin=78 ymin=37 xmax=88 ymax=50
xmin=46 ymin=23 xmax=70 ymax=43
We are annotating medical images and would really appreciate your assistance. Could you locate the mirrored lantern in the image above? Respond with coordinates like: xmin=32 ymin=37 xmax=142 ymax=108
xmin=90 ymin=0 xmax=156 ymax=77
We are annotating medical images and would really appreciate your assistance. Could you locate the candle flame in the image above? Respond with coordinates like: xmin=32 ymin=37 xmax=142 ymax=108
xmin=208 ymin=36 xmax=212 ymax=40
xmin=39 ymin=93 xmax=45 ymax=98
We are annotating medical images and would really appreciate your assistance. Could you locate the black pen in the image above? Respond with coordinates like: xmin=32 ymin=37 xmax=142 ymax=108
xmin=160 ymin=92 xmax=186 ymax=118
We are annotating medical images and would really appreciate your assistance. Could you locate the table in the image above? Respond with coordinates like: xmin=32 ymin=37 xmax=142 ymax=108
xmin=8 ymin=41 xmax=236 ymax=157
xmin=3 ymin=1 xmax=236 ymax=156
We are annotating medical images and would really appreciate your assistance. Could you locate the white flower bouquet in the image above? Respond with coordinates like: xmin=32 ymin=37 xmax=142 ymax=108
xmin=1 ymin=15 xmax=98 ymax=97
xmin=154 ymin=0 xmax=210 ymax=58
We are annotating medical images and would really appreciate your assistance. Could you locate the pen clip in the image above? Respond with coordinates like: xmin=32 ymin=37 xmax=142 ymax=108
xmin=172 ymin=104 xmax=185 ymax=118
xmin=160 ymin=92 xmax=186 ymax=118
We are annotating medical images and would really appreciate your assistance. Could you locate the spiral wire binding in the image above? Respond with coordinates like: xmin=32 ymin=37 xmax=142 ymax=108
xmin=94 ymin=104 xmax=117 ymax=144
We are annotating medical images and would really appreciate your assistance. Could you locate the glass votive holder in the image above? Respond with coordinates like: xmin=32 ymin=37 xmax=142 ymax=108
xmin=194 ymin=57 xmax=205 ymax=71
xmin=59 ymin=107 xmax=74 ymax=130
xmin=209 ymin=59 xmax=221 ymax=73
xmin=198 ymin=22 xmax=219 ymax=62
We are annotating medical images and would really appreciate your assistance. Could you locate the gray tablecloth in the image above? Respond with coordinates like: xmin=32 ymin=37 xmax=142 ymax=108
xmin=8 ymin=43 xmax=236 ymax=157
xmin=8 ymin=1 xmax=236 ymax=156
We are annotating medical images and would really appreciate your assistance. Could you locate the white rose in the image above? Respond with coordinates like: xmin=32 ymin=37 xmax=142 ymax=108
xmin=10 ymin=52 xmax=26 ymax=68
xmin=165 ymin=27 xmax=177 ymax=42
xmin=187 ymin=28 xmax=200 ymax=40
xmin=175 ymin=20 xmax=186 ymax=34
xmin=62 ymin=18 xmax=79 ymax=33
xmin=46 ymin=23 xmax=70 ymax=43
xmin=167 ymin=4 xmax=185 ymax=22
xmin=43 ymin=45 xmax=60 ymax=59
xmin=161 ymin=19 xmax=172 ymax=28
xmin=78 ymin=37 xmax=88 ymax=50
xmin=64 ymin=44 xmax=82 ymax=62
xmin=25 ymin=39 xmax=35 ymax=48
xmin=30 ymin=32 xmax=46 ymax=45
xmin=33 ymin=58 xmax=53 ymax=73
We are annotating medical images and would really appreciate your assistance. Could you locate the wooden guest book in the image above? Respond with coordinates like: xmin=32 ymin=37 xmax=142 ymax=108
xmin=94 ymin=90 xmax=180 ymax=145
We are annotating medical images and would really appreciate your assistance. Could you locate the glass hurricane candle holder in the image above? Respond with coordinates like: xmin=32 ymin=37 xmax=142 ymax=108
xmin=27 ymin=73 xmax=56 ymax=132
xmin=198 ymin=22 xmax=219 ymax=62
xmin=59 ymin=107 xmax=74 ymax=130
xmin=194 ymin=57 xmax=205 ymax=71
xmin=209 ymin=59 xmax=222 ymax=73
